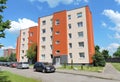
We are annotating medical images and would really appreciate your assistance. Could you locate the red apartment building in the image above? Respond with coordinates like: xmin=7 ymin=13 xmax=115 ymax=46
xmin=4 ymin=48 xmax=16 ymax=57
xmin=16 ymin=6 xmax=95 ymax=65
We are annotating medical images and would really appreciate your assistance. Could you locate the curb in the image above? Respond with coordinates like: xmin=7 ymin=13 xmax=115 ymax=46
xmin=56 ymin=70 xmax=120 ymax=81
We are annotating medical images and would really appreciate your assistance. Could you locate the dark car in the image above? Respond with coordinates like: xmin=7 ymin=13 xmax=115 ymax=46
xmin=33 ymin=62 xmax=56 ymax=73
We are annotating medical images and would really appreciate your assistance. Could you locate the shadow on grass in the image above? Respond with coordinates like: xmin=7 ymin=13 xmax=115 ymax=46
xmin=0 ymin=71 xmax=11 ymax=82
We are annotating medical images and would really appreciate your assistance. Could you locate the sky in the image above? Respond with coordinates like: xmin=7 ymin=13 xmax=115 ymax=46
xmin=0 ymin=0 xmax=120 ymax=56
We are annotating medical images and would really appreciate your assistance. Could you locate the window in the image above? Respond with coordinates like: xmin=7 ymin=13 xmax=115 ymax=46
xmin=42 ymin=45 xmax=46 ymax=49
xmin=22 ymin=50 xmax=24 ymax=53
xmin=22 ymin=44 xmax=24 ymax=47
xmin=69 ymin=43 xmax=72 ymax=48
xmin=42 ymin=29 xmax=46 ymax=33
xmin=69 ymin=33 xmax=72 ymax=39
xmin=77 ymin=12 xmax=82 ymax=18
xmin=68 ymin=24 xmax=71 ymax=29
xmin=68 ymin=15 xmax=71 ymax=20
xmin=50 ymin=36 xmax=52 ymax=40
xmin=55 ymin=19 xmax=60 ymax=25
xmin=69 ymin=53 xmax=72 ymax=58
xmin=79 ymin=53 xmax=85 ymax=58
xmin=78 ymin=22 xmax=83 ymax=27
xmin=55 ymin=31 xmax=60 ymax=35
xmin=42 ymin=37 xmax=46 ymax=42
xmin=23 ymin=38 xmax=25 ymax=41
xmin=30 ymin=32 xmax=33 ymax=36
xmin=78 ymin=42 xmax=84 ymax=47
xmin=51 ymin=27 xmax=53 ymax=32
xmin=50 ymin=45 xmax=52 ymax=49
xmin=30 ymin=40 xmax=33 ymax=43
xmin=56 ymin=40 xmax=60 ymax=44
xmin=41 ymin=54 xmax=45 ymax=60
xmin=23 ymin=32 xmax=25 ymax=35
xmin=42 ymin=20 xmax=46 ymax=25
xmin=78 ymin=32 xmax=84 ymax=37
xmin=56 ymin=50 xmax=60 ymax=54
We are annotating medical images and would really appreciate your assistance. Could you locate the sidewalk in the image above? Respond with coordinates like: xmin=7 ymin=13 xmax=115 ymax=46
xmin=56 ymin=63 xmax=120 ymax=81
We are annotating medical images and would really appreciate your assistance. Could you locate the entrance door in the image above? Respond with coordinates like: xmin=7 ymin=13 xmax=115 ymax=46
xmin=55 ymin=57 xmax=60 ymax=65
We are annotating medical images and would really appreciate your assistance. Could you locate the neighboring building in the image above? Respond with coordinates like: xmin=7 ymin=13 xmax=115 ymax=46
xmin=16 ymin=26 xmax=38 ymax=62
xmin=4 ymin=48 xmax=16 ymax=57
xmin=16 ymin=6 xmax=95 ymax=65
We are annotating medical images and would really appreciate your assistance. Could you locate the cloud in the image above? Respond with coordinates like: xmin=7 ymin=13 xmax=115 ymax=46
xmin=115 ymin=0 xmax=120 ymax=4
xmin=102 ymin=9 xmax=120 ymax=41
xmin=29 ymin=0 xmax=88 ymax=8
xmin=9 ymin=18 xmax=38 ymax=32
xmin=114 ymin=32 xmax=120 ymax=39
xmin=101 ymin=43 xmax=120 ymax=55
xmin=101 ymin=22 xmax=107 ymax=27
xmin=1 ymin=46 xmax=15 ymax=50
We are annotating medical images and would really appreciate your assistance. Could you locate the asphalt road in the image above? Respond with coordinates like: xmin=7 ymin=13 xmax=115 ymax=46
xmin=1 ymin=66 xmax=120 ymax=82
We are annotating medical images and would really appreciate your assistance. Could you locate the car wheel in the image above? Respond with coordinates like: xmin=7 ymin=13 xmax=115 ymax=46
xmin=42 ymin=69 xmax=45 ymax=73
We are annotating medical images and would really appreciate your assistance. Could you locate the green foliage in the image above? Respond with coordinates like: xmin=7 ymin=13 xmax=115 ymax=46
xmin=0 ymin=71 xmax=41 ymax=82
xmin=0 ymin=56 xmax=7 ymax=62
xmin=0 ymin=0 xmax=11 ymax=47
xmin=93 ymin=45 xmax=106 ymax=67
xmin=8 ymin=53 xmax=16 ymax=62
xmin=101 ymin=49 xmax=110 ymax=60
xmin=113 ymin=46 xmax=120 ymax=58
xmin=26 ymin=43 xmax=37 ymax=64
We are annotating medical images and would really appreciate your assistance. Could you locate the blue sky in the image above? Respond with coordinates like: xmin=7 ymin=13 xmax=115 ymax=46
xmin=0 ymin=0 xmax=120 ymax=56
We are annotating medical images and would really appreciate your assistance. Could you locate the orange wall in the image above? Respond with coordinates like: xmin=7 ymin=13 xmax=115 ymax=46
xmin=53 ymin=10 xmax=68 ymax=56
xmin=28 ymin=26 xmax=37 ymax=48
xmin=37 ymin=18 xmax=40 ymax=62
xmin=16 ymin=33 xmax=21 ymax=62
xmin=86 ymin=6 xmax=95 ymax=63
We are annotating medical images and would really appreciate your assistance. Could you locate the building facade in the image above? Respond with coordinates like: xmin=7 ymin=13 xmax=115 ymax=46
xmin=16 ymin=6 xmax=95 ymax=65
xmin=16 ymin=26 xmax=37 ymax=62
xmin=37 ymin=6 xmax=95 ymax=65
xmin=4 ymin=48 xmax=16 ymax=57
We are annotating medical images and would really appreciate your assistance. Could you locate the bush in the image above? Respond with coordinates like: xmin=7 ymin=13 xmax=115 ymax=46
xmin=93 ymin=53 xmax=106 ymax=67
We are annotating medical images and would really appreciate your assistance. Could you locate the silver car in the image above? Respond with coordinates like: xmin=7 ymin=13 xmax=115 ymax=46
xmin=17 ymin=62 xmax=29 ymax=69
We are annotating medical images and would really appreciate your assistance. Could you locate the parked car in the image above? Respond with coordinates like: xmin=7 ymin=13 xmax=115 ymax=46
xmin=10 ymin=62 xmax=17 ymax=68
xmin=33 ymin=62 xmax=56 ymax=73
xmin=17 ymin=62 xmax=29 ymax=69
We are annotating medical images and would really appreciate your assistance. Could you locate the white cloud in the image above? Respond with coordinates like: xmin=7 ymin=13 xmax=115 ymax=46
xmin=114 ymin=32 xmax=120 ymax=39
xmin=29 ymin=0 xmax=88 ymax=8
xmin=101 ymin=43 xmax=120 ymax=55
xmin=115 ymin=0 xmax=120 ymax=4
xmin=101 ymin=22 xmax=107 ymax=27
xmin=1 ymin=46 xmax=15 ymax=50
xmin=103 ymin=9 xmax=120 ymax=41
xmin=9 ymin=18 xmax=38 ymax=32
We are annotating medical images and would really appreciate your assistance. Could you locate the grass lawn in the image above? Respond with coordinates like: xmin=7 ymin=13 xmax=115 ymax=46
xmin=58 ymin=65 xmax=104 ymax=72
xmin=111 ymin=63 xmax=120 ymax=71
xmin=0 ymin=71 xmax=41 ymax=82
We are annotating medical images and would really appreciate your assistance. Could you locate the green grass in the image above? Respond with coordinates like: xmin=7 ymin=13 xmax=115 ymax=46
xmin=112 ymin=63 xmax=120 ymax=71
xmin=0 ymin=71 xmax=41 ymax=82
xmin=58 ymin=65 xmax=103 ymax=72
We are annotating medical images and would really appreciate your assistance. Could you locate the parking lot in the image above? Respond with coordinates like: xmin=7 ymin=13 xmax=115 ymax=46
xmin=0 ymin=66 xmax=120 ymax=82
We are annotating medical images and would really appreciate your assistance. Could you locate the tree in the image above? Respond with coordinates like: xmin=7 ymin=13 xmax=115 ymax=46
xmin=113 ymin=46 xmax=120 ymax=58
xmin=0 ymin=0 xmax=11 ymax=47
xmin=93 ymin=45 xmax=106 ymax=67
xmin=26 ymin=43 xmax=37 ymax=64
xmin=8 ymin=53 xmax=16 ymax=62
xmin=101 ymin=49 xmax=110 ymax=60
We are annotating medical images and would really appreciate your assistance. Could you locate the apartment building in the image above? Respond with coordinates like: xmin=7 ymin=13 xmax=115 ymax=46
xmin=4 ymin=48 xmax=16 ymax=57
xmin=16 ymin=6 xmax=95 ymax=65
xmin=16 ymin=26 xmax=37 ymax=62
xmin=37 ymin=6 xmax=95 ymax=65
